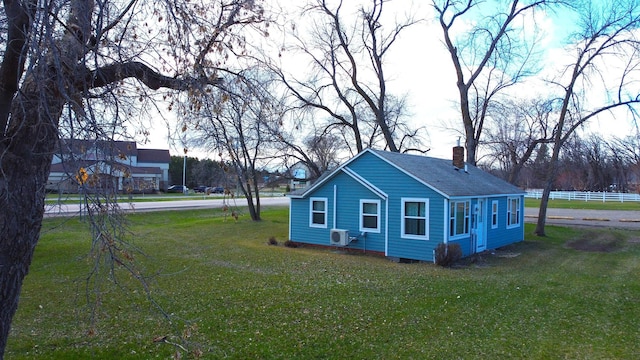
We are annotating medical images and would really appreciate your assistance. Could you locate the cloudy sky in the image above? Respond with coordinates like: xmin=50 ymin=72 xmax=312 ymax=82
xmin=143 ymin=0 xmax=639 ymax=160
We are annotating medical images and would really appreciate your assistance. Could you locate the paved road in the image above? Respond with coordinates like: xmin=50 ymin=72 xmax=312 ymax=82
xmin=524 ymin=207 xmax=640 ymax=230
xmin=46 ymin=197 xmax=640 ymax=230
xmin=45 ymin=196 xmax=290 ymax=216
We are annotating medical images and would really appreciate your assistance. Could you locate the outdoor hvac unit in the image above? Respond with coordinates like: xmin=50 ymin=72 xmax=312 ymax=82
xmin=330 ymin=229 xmax=350 ymax=246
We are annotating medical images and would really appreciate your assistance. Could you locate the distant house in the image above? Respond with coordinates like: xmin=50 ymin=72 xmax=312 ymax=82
xmin=289 ymin=161 xmax=314 ymax=191
xmin=48 ymin=139 xmax=170 ymax=193
xmin=288 ymin=147 xmax=526 ymax=262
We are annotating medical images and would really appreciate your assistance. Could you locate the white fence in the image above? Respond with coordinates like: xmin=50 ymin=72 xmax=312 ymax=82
xmin=526 ymin=190 xmax=640 ymax=203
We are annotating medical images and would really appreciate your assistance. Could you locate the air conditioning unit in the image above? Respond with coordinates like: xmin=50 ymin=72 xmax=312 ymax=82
xmin=330 ymin=229 xmax=350 ymax=246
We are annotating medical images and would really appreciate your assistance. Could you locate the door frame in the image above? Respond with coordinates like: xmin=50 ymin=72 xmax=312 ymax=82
xmin=473 ymin=198 xmax=487 ymax=253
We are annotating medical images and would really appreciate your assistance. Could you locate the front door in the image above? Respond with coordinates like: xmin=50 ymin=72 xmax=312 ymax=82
xmin=474 ymin=199 xmax=486 ymax=252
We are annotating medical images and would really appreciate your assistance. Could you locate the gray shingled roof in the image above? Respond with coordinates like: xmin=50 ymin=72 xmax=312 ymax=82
xmin=137 ymin=149 xmax=171 ymax=163
xmin=289 ymin=149 xmax=525 ymax=199
xmin=370 ymin=149 xmax=524 ymax=197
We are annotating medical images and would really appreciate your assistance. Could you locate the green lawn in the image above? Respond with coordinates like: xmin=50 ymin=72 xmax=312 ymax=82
xmin=6 ymin=207 xmax=640 ymax=359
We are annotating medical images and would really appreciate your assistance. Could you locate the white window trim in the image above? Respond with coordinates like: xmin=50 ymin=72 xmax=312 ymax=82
xmin=359 ymin=199 xmax=381 ymax=233
xmin=401 ymin=198 xmax=429 ymax=240
xmin=449 ymin=200 xmax=470 ymax=240
xmin=507 ymin=197 xmax=521 ymax=229
xmin=491 ymin=200 xmax=499 ymax=229
xmin=309 ymin=197 xmax=328 ymax=228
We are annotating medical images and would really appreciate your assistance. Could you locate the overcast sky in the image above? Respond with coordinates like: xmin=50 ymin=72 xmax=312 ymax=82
xmin=143 ymin=0 xmax=639 ymax=161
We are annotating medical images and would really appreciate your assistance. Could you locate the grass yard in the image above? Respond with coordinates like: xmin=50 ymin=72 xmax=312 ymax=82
xmin=6 ymin=207 xmax=640 ymax=359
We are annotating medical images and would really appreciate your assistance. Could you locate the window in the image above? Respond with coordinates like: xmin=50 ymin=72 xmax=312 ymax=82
xmin=309 ymin=198 xmax=328 ymax=228
xmin=491 ymin=200 xmax=499 ymax=229
xmin=401 ymin=198 xmax=429 ymax=239
xmin=360 ymin=200 xmax=380 ymax=232
xmin=449 ymin=200 xmax=470 ymax=238
xmin=507 ymin=197 xmax=521 ymax=228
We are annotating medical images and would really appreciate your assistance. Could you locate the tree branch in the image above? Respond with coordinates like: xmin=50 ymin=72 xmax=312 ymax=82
xmin=85 ymin=62 xmax=223 ymax=91
xmin=0 ymin=0 xmax=37 ymax=134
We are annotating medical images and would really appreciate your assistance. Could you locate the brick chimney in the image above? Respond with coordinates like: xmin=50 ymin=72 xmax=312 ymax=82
xmin=452 ymin=141 xmax=464 ymax=169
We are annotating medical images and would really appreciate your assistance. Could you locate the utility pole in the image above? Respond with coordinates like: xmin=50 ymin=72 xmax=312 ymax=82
xmin=183 ymin=147 xmax=187 ymax=194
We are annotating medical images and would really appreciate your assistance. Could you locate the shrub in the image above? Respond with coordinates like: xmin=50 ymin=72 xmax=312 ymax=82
xmin=283 ymin=240 xmax=298 ymax=248
xmin=268 ymin=236 xmax=278 ymax=246
xmin=435 ymin=243 xmax=462 ymax=267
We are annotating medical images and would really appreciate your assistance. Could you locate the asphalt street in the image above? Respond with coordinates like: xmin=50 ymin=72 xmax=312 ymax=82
xmin=45 ymin=197 xmax=640 ymax=230
xmin=524 ymin=207 xmax=640 ymax=230
xmin=44 ymin=196 xmax=290 ymax=216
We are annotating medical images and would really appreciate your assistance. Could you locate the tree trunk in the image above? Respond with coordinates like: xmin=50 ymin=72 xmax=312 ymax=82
xmin=534 ymin=180 xmax=552 ymax=236
xmin=535 ymin=121 xmax=565 ymax=236
xmin=377 ymin=113 xmax=398 ymax=152
xmin=0 ymin=79 xmax=63 ymax=355
xmin=244 ymin=190 xmax=259 ymax=221
xmin=244 ymin=176 xmax=261 ymax=221
xmin=458 ymin=82 xmax=478 ymax=165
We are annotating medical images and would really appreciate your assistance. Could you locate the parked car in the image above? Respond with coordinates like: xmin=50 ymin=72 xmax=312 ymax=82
xmin=210 ymin=186 xmax=224 ymax=194
xmin=194 ymin=185 xmax=208 ymax=193
xmin=166 ymin=185 xmax=188 ymax=193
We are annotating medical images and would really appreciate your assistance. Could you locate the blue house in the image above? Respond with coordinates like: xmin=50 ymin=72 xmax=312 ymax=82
xmin=288 ymin=147 xmax=526 ymax=262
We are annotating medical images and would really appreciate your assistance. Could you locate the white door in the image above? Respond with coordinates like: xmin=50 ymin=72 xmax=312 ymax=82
xmin=474 ymin=199 xmax=486 ymax=252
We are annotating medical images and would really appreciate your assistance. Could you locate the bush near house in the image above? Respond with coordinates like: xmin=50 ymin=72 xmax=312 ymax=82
xmin=435 ymin=243 xmax=463 ymax=267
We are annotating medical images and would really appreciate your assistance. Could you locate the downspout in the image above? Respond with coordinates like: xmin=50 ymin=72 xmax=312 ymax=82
xmin=385 ymin=198 xmax=389 ymax=256
xmin=443 ymin=199 xmax=449 ymax=245
xmin=333 ymin=185 xmax=337 ymax=229
xmin=472 ymin=199 xmax=476 ymax=254
xmin=521 ymin=195 xmax=525 ymax=242
xmin=288 ymin=198 xmax=292 ymax=241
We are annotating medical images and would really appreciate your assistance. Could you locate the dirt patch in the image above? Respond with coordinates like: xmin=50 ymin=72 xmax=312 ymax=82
xmin=628 ymin=237 xmax=640 ymax=244
xmin=494 ymin=252 xmax=521 ymax=258
xmin=451 ymin=247 xmax=523 ymax=269
xmin=566 ymin=231 xmax=625 ymax=252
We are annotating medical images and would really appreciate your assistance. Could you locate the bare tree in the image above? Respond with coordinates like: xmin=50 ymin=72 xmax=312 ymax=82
xmin=610 ymin=135 xmax=640 ymax=192
xmin=190 ymin=69 xmax=280 ymax=221
xmin=554 ymin=135 xmax=612 ymax=191
xmin=271 ymin=0 xmax=420 ymax=153
xmin=535 ymin=0 xmax=640 ymax=235
xmin=303 ymin=133 xmax=343 ymax=174
xmin=583 ymin=137 xmax=615 ymax=191
xmin=483 ymin=97 xmax=556 ymax=186
xmin=432 ymin=0 xmax=557 ymax=165
xmin=0 ymin=0 xmax=264 ymax=355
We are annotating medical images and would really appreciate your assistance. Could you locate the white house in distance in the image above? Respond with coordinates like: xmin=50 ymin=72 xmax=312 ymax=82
xmin=289 ymin=161 xmax=313 ymax=191
xmin=48 ymin=139 xmax=170 ymax=193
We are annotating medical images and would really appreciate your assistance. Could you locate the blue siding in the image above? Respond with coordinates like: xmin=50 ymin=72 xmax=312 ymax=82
xmin=449 ymin=196 xmax=525 ymax=257
xmin=446 ymin=198 xmax=472 ymax=257
xmin=289 ymin=151 xmax=525 ymax=262
xmin=348 ymin=152 xmax=447 ymax=262
xmin=290 ymin=171 xmax=386 ymax=253
xmin=485 ymin=196 xmax=525 ymax=250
